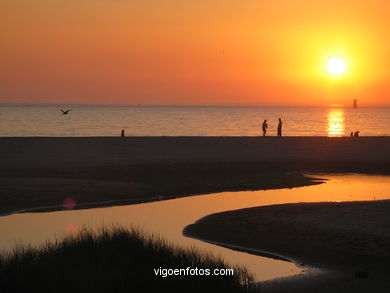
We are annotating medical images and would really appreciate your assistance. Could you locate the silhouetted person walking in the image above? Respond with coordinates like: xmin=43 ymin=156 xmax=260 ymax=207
xmin=121 ymin=129 xmax=125 ymax=137
xmin=262 ymin=120 xmax=268 ymax=136
xmin=277 ymin=118 xmax=282 ymax=137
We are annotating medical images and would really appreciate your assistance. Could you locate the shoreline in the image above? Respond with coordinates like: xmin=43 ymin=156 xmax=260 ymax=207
xmin=184 ymin=233 xmax=302 ymax=264
xmin=183 ymin=229 xmax=327 ymax=288
xmin=1 ymin=136 xmax=390 ymax=215
xmin=0 ymin=174 xmax=321 ymax=216
xmin=0 ymin=174 xmax=327 ymax=217
xmin=184 ymin=199 xmax=390 ymax=292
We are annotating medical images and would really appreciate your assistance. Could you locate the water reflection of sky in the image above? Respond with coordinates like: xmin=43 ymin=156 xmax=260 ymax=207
xmin=327 ymin=109 xmax=345 ymax=137
xmin=1 ymin=105 xmax=390 ymax=136
xmin=1 ymin=175 xmax=390 ymax=282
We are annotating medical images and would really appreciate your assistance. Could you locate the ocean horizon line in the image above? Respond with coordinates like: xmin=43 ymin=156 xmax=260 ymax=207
xmin=1 ymin=103 xmax=390 ymax=108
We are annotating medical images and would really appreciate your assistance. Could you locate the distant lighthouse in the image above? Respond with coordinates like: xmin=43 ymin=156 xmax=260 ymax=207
xmin=353 ymin=99 xmax=357 ymax=109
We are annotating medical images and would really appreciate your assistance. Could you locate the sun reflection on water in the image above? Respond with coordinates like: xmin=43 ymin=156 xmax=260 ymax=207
xmin=327 ymin=109 xmax=345 ymax=137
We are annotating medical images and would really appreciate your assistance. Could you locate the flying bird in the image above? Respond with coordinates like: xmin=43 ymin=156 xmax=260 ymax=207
xmin=61 ymin=109 xmax=72 ymax=115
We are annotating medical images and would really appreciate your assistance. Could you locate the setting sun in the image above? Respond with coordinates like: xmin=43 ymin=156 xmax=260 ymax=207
xmin=1 ymin=0 xmax=390 ymax=106
xmin=327 ymin=57 xmax=347 ymax=76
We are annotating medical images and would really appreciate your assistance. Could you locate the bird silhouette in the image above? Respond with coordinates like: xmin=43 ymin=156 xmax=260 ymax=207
xmin=61 ymin=109 xmax=71 ymax=115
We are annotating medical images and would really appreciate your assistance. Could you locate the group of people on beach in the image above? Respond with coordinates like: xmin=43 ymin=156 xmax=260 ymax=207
xmin=121 ymin=120 xmax=284 ymax=137
xmin=351 ymin=131 xmax=360 ymax=137
xmin=121 ymin=120 xmax=361 ymax=137
xmin=262 ymin=118 xmax=283 ymax=137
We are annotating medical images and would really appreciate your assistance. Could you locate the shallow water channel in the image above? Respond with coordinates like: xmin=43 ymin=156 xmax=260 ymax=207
xmin=1 ymin=174 xmax=390 ymax=281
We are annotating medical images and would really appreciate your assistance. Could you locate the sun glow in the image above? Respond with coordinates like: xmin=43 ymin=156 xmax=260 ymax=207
xmin=327 ymin=57 xmax=347 ymax=76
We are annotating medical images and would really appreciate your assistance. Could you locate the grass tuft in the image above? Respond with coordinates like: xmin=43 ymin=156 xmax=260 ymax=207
xmin=0 ymin=225 xmax=256 ymax=293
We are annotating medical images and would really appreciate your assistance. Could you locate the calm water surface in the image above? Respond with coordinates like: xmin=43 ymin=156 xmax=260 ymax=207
xmin=1 ymin=104 xmax=390 ymax=136
xmin=1 ymin=174 xmax=390 ymax=282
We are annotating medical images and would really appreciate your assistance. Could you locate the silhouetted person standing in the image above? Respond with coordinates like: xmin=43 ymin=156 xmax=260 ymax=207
xmin=262 ymin=120 xmax=268 ymax=136
xmin=121 ymin=129 xmax=125 ymax=137
xmin=277 ymin=118 xmax=282 ymax=137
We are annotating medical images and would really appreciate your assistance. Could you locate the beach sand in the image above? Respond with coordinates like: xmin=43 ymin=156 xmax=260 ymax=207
xmin=185 ymin=200 xmax=390 ymax=292
xmin=1 ymin=136 xmax=390 ymax=214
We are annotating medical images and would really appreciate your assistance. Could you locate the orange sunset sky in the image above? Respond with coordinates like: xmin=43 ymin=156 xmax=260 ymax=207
xmin=1 ymin=0 xmax=389 ymax=106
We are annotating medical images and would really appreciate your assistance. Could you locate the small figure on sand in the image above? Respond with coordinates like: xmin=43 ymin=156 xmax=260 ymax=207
xmin=350 ymin=132 xmax=354 ymax=137
xmin=121 ymin=129 xmax=125 ymax=137
xmin=262 ymin=120 xmax=268 ymax=136
xmin=277 ymin=118 xmax=282 ymax=137
xmin=354 ymin=131 xmax=360 ymax=137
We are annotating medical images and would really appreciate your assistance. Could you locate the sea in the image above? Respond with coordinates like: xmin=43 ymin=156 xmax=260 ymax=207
xmin=1 ymin=104 xmax=389 ymax=137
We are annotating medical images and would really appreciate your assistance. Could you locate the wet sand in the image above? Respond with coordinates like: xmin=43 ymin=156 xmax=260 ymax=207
xmin=1 ymin=136 xmax=390 ymax=215
xmin=185 ymin=200 xmax=390 ymax=292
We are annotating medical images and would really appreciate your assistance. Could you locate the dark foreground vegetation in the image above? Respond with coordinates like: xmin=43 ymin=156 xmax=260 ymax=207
xmin=0 ymin=226 xmax=256 ymax=293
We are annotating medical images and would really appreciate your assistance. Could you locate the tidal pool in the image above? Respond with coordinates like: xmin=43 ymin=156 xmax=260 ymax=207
xmin=1 ymin=174 xmax=390 ymax=281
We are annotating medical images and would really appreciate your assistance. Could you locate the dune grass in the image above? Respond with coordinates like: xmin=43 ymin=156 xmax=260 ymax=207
xmin=0 ymin=226 xmax=256 ymax=293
